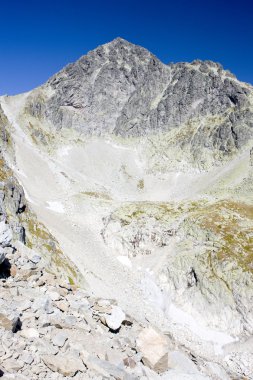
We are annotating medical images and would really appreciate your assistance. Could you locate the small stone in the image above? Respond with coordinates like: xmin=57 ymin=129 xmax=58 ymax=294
xmin=20 ymin=328 xmax=39 ymax=339
xmin=10 ymin=264 xmax=17 ymax=277
xmin=32 ymin=296 xmax=54 ymax=314
xmin=65 ymin=315 xmax=77 ymax=326
xmin=0 ymin=313 xmax=20 ymax=332
xmin=2 ymin=358 xmax=24 ymax=372
xmin=105 ymin=306 xmax=125 ymax=331
xmin=30 ymin=254 xmax=41 ymax=264
xmin=18 ymin=299 xmax=32 ymax=312
xmin=47 ymin=290 xmax=61 ymax=301
xmin=55 ymin=300 xmax=69 ymax=312
xmin=52 ymin=332 xmax=68 ymax=347
xmin=82 ymin=355 xmax=133 ymax=379
xmin=123 ymin=357 xmax=136 ymax=368
xmin=20 ymin=351 xmax=34 ymax=365
xmin=105 ymin=349 xmax=124 ymax=366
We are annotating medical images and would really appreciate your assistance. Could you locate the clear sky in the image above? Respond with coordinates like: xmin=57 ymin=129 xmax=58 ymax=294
xmin=0 ymin=0 xmax=252 ymax=95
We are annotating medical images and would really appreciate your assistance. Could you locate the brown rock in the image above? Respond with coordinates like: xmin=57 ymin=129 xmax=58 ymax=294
xmin=0 ymin=313 xmax=20 ymax=332
xmin=54 ymin=300 xmax=69 ymax=312
xmin=10 ymin=264 xmax=17 ymax=277
xmin=123 ymin=357 xmax=136 ymax=369
xmin=136 ymin=327 xmax=169 ymax=373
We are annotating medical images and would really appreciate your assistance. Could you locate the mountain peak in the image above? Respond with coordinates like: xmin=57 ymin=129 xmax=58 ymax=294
xmin=104 ymin=37 xmax=142 ymax=49
xmin=26 ymin=38 xmax=252 ymax=152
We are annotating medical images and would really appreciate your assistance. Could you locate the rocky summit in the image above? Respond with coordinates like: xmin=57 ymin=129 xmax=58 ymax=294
xmin=0 ymin=38 xmax=253 ymax=379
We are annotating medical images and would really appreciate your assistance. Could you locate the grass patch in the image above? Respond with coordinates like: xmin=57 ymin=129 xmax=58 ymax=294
xmin=193 ymin=200 xmax=253 ymax=273
xmin=80 ymin=191 xmax=111 ymax=200
xmin=0 ymin=159 xmax=11 ymax=181
xmin=137 ymin=179 xmax=144 ymax=190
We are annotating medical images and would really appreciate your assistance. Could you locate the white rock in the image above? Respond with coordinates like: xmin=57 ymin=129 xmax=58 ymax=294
xmin=19 ymin=351 xmax=34 ymax=365
xmin=52 ymin=332 xmax=68 ymax=347
xmin=0 ymin=220 xmax=12 ymax=248
xmin=136 ymin=327 xmax=168 ymax=373
xmin=105 ymin=305 xmax=125 ymax=331
xmin=42 ymin=354 xmax=85 ymax=376
xmin=47 ymin=290 xmax=61 ymax=301
xmin=30 ymin=254 xmax=41 ymax=264
xmin=20 ymin=328 xmax=39 ymax=339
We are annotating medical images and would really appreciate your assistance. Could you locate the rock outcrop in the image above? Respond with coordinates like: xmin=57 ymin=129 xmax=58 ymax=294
xmin=24 ymin=38 xmax=253 ymax=167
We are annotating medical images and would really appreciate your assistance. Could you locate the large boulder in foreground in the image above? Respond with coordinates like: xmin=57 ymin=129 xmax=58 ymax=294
xmin=136 ymin=327 xmax=169 ymax=373
xmin=42 ymin=354 xmax=85 ymax=377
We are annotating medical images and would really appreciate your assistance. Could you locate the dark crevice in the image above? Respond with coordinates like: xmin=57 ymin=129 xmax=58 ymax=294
xmin=0 ymin=258 xmax=11 ymax=279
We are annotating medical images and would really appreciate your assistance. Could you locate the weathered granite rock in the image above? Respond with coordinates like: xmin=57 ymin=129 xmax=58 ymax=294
xmin=2 ymin=359 xmax=24 ymax=372
xmin=51 ymin=331 xmax=68 ymax=347
xmin=0 ymin=313 xmax=20 ymax=332
xmin=0 ymin=221 xmax=12 ymax=248
xmin=42 ymin=354 xmax=85 ymax=376
xmin=105 ymin=305 xmax=125 ymax=331
xmin=24 ymin=38 xmax=253 ymax=165
xmin=20 ymin=328 xmax=39 ymax=339
xmin=81 ymin=352 xmax=136 ymax=380
xmin=136 ymin=327 xmax=169 ymax=373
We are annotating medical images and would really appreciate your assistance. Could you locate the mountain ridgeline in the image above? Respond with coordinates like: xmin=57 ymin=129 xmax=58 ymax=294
xmin=25 ymin=38 xmax=253 ymax=161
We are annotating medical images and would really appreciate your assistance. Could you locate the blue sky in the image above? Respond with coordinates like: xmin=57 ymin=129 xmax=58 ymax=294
xmin=0 ymin=0 xmax=252 ymax=95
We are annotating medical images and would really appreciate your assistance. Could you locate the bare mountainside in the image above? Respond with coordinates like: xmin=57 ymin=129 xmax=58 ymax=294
xmin=0 ymin=38 xmax=253 ymax=379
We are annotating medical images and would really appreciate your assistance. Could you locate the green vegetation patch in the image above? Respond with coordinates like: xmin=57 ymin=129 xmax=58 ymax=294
xmin=0 ymin=159 xmax=11 ymax=181
xmin=80 ymin=191 xmax=112 ymax=201
xmin=192 ymin=200 xmax=253 ymax=273
xmin=137 ymin=179 xmax=144 ymax=190
xmin=23 ymin=212 xmax=80 ymax=284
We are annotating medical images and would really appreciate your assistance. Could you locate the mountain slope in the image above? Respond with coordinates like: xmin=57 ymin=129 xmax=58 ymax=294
xmin=0 ymin=38 xmax=253 ymax=379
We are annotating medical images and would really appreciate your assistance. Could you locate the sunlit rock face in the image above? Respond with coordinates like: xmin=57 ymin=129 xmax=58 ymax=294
xmin=26 ymin=38 xmax=253 ymax=162
xmin=0 ymin=38 xmax=253 ymax=379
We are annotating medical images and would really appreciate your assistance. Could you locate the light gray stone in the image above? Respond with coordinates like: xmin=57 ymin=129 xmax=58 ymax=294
xmin=20 ymin=328 xmax=39 ymax=339
xmin=42 ymin=354 xmax=85 ymax=376
xmin=105 ymin=306 xmax=125 ymax=331
xmin=52 ymin=332 xmax=68 ymax=347
xmin=136 ymin=327 xmax=169 ymax=373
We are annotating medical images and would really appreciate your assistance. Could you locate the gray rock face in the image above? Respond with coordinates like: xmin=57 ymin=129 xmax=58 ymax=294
xmin=0 ymin=221 xmax=12 ymax=265
xmin=26 ymin=38 xmax=253 ymax=161
xmin=0 ymin=221 xmax=12 ymax=248
xmin=0 ymin=247 xmax=5 ymax=264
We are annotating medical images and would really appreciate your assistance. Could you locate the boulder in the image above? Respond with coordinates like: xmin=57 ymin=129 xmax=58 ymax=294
xmin=136 ymin=327 xmax=169 ymax=373
xmin=2 ymin=358 xmax=24 ymax=372
xmin=42 ymin=354 xmax=85 ymax=377
xmin=0 ymin=313 xmax=20 ymax=332
xmin=81 ymin=353 xmax=135 ymax=380
xmin=19 ymin=351 xmax=34 ymax=365
xmin=105 ymin=305 xmax=125 ymax=331
xmin=20 ymin=328 xmax=39 ymax=339
xmin=52 ymin=332 xmax=68 ymax=347
xmin=0 ymin=220 xmax=12 ymax=247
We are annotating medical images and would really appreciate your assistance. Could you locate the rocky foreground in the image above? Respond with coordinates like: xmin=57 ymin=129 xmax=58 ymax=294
xmin=0 ymin=237 xmax=209 ymax=379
